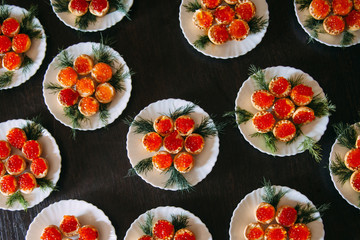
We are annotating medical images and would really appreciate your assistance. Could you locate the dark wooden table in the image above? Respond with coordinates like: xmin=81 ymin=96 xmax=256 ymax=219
xmin=1 ymin=0 xmax=360 ymax=239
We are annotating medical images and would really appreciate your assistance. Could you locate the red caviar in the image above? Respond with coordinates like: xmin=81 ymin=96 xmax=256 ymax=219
xmin=138 ymin=236 xmax=153 ymax=240
xmin=251 ymin=90 xmax=275 ymax=111
xmin=174 ymin=152 xmax=194 ymax=173
xmin=201 ymin=0 xmax=221 ymax=9
xmin=0 ymin=162 xmax=5 ymax=177
xmin=163 ymin=130 xmax=184 ymax=154
xmin=74 ymin=54 xmax=94 ymax=75
xmin=0 ymin=140 xmax=11 ymax=160
xmin=273 ymin=98 xmax=295 ymax=119
xmin=78 ymin=97 xmax=100 ymax=117
xmin=142 ymin=132 xmax=163 ymax=152
xmin=7 ymin=128 xmax=27 ymax=149
xmin=351 ymin=170 xmax=360 ymax=192
xmin=276 ymin=206 xmax=297 ymax=227
xmin=344 ymin=148 xmax=360 ymax=170
xmin=273 ymin=120 xmax=296 ymax=142
xmin=290 ymin=84 xmax=314 ymax=106
xmin=30 ymin=157 xmax=49 ymax=178
xmin=252 ymin=111 xmax=275 ymax=133
xmin=41 ymin=226 xmax=62 ymax=240
xmin=18 ymin=172 xmax=36 ymax=193
xmin=95 ymin=82 xmax=115 ymax=104
xmin=323 ymin=15 xmax=345 ymax=35
xmin=153 ymin=220 xmax=175 ymax=240
xmin=208 ymin=24 xmax=229 ymax=45
xmin=57 ymin=67 xmax=78 ymax=87
xmin=269 ymin=77 xmax=291 ymax=98
xmin=185 ymin=133 xmax=205 ymax=154
xmin=90 ymin=0 xmax=108 ymax=12
xmin=58 ymin=88 xmax=80 ymax=107
xmin=255 ymin=202 xmax=275 ymax=224
xmin=332 ymin=0 xmax=353 ymax=16
xmin=292 ymin=107 xmax=315 ymax=125
xmin=214 ymin=5 xmax=235 ymax=24
xmin=6 ymin=155 xmax=26 ymax=175
xmin=154 ymin=116 xmax=174 ymax=136
xmin=174 ymin=229 xmax=196 ymax=240
xmin=3 ymin=52 xmax=22 ymax=71
xmin=175 ymin=115 xmax=195 ymax=136
xmin=0 ymin=175 xmax=18 ymax=195
xmin=70 ymin=0 xmax=89 ymax=12
xmin=265 ymin=225 xmax=287 ymax=240
xmin=228 ymin=19 xmax=250 ymax=41
xmin=309 ymin=0 xmax=331 ymax=20
xmin=355 ymin=0 xmax=360 ymax=10
xmin=1 ymin=18 xmax=20 ymax=37
xmin=91 ymin=62 xmax=112 ymax=83
xmin=288 ymin=223 xmax=311 ymax=240
xmin=245 ymin=223 xmax=265 ymax=240
xmin=235 ymin=1 xmax=256 ymax=22
xmin=22 ymin=140 xmax=42 ymax=160
xmin=0 ymin=35 xmax=12 ymax=53
xmin=152 ymin=151 xmax=173 ymax=171
xmin=76 ymin=77 xmax=95 ymax=97
xmin=78 ymin=225 xmax=99 ymax=240
xmin=60 ymin=215 xmax=80 ymax=236
xmin=345 ymin=10 xmax=360 ymax=30
xmin=193 ymin=9 xmax=213 ymax=30
xmin=12 ymin=33 xmax=31 ymax=53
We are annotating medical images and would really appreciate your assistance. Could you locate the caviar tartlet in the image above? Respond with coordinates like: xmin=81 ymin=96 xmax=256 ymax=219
xmin=94 ymin=82 xmax=115 ymax=103
xmin=292 ymin=107 xmax=315 ymax=125
xmin=290 ymin=84 xmax=314 ymax=106
xmin=174 ymin=152 xmax=194 ymax=173
xmin=252 ymin=111 xmax=276 ymax=133
xmin=41 ymin=225 xmax=62 ymax=240
xmin=22 ymin=140 xmax=42 ymax=160
xmin=345 ymin=10 xmax=360 ymax=31
xmin=0 ymin=162 xmax=5 ymax=177
xmin=355 ymin=0 xmax=360 ymax=11
xmin=0 ymin=35 xmax=12 ymax=53
xmin=251 ymin=90 xmax=275 ymax=111
xmin=255 ymin=202 xmax=275 ymax=224
xmin=1 ymin=18 xmax=20 ymax=37
xmin=184 ymin=133 xmax=205 ymax=154
xmin=0 ymin=175 xmax=18 ymax=196
xmin=152 ymin=219 xmax=175 ymax=240
xmin=332 ymin=0 xmax=353 ymax=16
xmin=214 ymin=5 xmax=235 ymax=25
xmin=228 ymin=19 xmax=250 ymax=41
xmin=225 ymin=0 xmax=238 ymax=4
xmin=163 ymin=130 xmax=184 ymax=154
xmin=78 ymin=225 xmax=99 ymax=240
xmin=208 ymin=24 xmax=230 ymax=45
xmin=91 ymin=62 xmax=112 ymax=83
xmin=30 ymin=157 xmax=49 ymax=178
xmin=192 ymin=9 xmax=214 ymax=30
xmin=138 ymin=235 xmax=154 ymax=240
xmin=152 ymin=151 xmax=173 ymax=172
xmin=288 ymin=223 xmax=311 ymax=240
xmin=235 ymin=0 xmax=257 ymax=22
xmin=344 ymin=148 xmax=360 ymax=171
xmin=57 ymin=67 xmax=78 ymax=87
xmin=273 ymin=120 xmax=296 ymax=142
xmin=74 ymin=54 xmax=94 ymax=75
xmin=78 ymin=96 xmax=100 ymax=117
xmin=68 ymin=0 xmax=89 ymax=16
xmin=174 ymin=228 xmax=196 ymax=240
xmin=323 ymin=15 xmax=346 ymax=35
xmin=153 ymin=115 xmax=174 ymax=136
xmin=272 ymin=98 xmax=295 ymax=120
xmin=174 ymin=115 xmax=195 ymax=136
xmin=6 ymin=128 xmax=27 ymax=149
xmin=89 ymin=0 xmax=110 ymax=17
xmin=76 ymin=77 xmax=96 ymax=97
xmin=12 ymin=33 xmax=31 ymax=53
xmin=268 ymin=77 xmax=291 ymax=98
xmin=309 ymin=0 xmax=331 ymax=20
xmin=5 ymin=155 xmax=26 ymax=175
xmin=244 ymin=222 xmax=265 ymax=240
xmin=2 ymin=52 xmax=22 ymax=71
xmin=142 ymin=132 xmax=163 ymax=152
xmin=264 ymin=224 xmax=287 ymax=240
xmin=275 ymin=205 xmax=297 ymax=227
xmin=201 ymin=0 xmax=221 ymax=9
xmin=59 ymin=215 xmax=81 ymax=237
xmin=0 ymin=140 xmax=11 ymax=160
xmin=57 ymin=88 xmax=80 ymax=107
xmin=350 ymin=170 xmax=360 ymax=192
xmin=18 ymin=172 xmax=37 ymax=194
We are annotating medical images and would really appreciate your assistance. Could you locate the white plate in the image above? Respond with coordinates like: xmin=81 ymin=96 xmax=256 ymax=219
xmin=26 ymin=199 xmax=117 ymax=240
xmin=43 ymin=42 xmax=132 ymax=131
xmin=0 ymin=119 xmax=61 ymax=211
xmin=329 ymin=123 xmax=360 ymax=209
xmin=124 ymin=206 xmax=212 ymax=240
xmin=126 ymin=98 xmax=220 ymax=190
xmin=179 ymin=0 xmax=269 ymax=59
xmin=229 ymin=186 xmax=325 ymax=240
xmin=294 ymin=1 xmax=360 ymax=47
xmin=235 ymin=66 xmax=329 ymax=157
xmin=50 ymin=0 xmax=133 ymax=32
xmin=0 ymin=5 xmax=46 ymax=90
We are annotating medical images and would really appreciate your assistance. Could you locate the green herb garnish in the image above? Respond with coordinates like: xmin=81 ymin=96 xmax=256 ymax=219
xmin=139 ymin=212 xmax=154 ymax=236
xmin=56 ymin=49 xmax=74 ymax=69
xmin=167 ymin=103 xmax=196 ymax=120
xmin=183 ymin=0 xmax=201 ymax=12
xmin=307 ymin=94 xmax=336 ymax=118
xmin=165 ymin=166 xmax=193 ymax=191
xmin=75 ymin=11 xmax=97 ymax=30
xmin=52 ymin=0 xmax=69 ymax=13
xmin=37 ymin=178 xmax=58 ymax=192
xmin=0 ymin=71 xmax=14 ymax=89
xmin=22 ymin=117 xmax=44 ymax=140
xmin=330 ymin=153 xmax=353 ymax=185
xmin=333 ymin=122 xmax=357 ymax=150
xmin=248 ymin=16 xmax=268 ymax=34
xmin=127 ymin=157 xmax=153 ymax=176
xmin=295 ymin=0 xmax=312 ymax=11
xmin=261 ymin=179 xmax=288 ymax=208
xmin=20 ymin=5 xmax=43 ymax=39
xmin=45 ymin=82 xmax=63 ymax=94
xmin=171 ymin=215 xmax=189 ymax=232
xmin=193 ymin=116 xmax=219 ymax=137
xmin=64 ymin=105 xmax=89 ymax=139
xmin=295 ymin=203 xmax=330 ymax=224
xmin=6 ymin=191 xmax=29 ymax=210
xmin=249 ymin=65 xmax=268 ymax=90
xmin=298 ymin=136 xmax=322 ymax=162
xmin=124 ymin=116 xmax=155 ymax=134
xmin=341 ymin=30 xmax=355 ymax=47
xmin=99 ymin=103 xmax=111 ymax=126
xmin=251 ymin=132 xmax=278 ymax=153
xmin=194 ymin=35 xmax=211 ymax=50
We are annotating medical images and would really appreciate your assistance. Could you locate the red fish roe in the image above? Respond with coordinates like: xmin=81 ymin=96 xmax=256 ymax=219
xmin=323 ymin=15 xmax=345 ymax=35
xmin=345 ymin=10 xmax=360 ymax=31
xmin=208 ymin=24 xmax=230 ymax=45
xmin=184 ymin=133 xmax=205 ymax=154
xmin=90 ymin=0 xmax=108 ymax=12
xmin=288 ymin=223 xmax=311 ymax=240
xmin=355 ymin=0 xmax=360 ymax=10
xmin=5 ymin=155 xmax=26 ymax=175
xmin=214 ymin=5 xmax=235 ymax=25
xmin=269 ymin=77 xmax=291 ymax=98
xmin=276 ymin=205 xmax=297 ymax=227
xmin=309 ymin=0 xmax=331 ymax=20
xmin=0 ymin=162 xmax=5 ymax=177
xmin=7 ymin=128 xmax=27 ymax=149
xmin=272 ymin=98 xmax=295 ymax=119
xmin=70 ymin=0 xmax=89 ymax=13
xmin=251 ymin=90 xmax=275 ymax=111
xmin=1 ymin=18 xmax=20 ymax=37
xmin=255 ymin=202 xmax=275 ymax=224
xmin=74 ymin=54 xmax=94 ymax=75
xmin=78 ymin=225 xmax=99 ymax=240
xmin=60 ymin=215 xmax=80 ymax=236
xmin=244 ymin=222 xmax=264 ymax=240
xmin=153 ymin=116 xmax=174 ymax=136
xmin=344 ymin=148 xmax=360 ymax=171
xmin=30 ymin=157 xmax=49 ymax=178
xmin=332 ymin=0 xmax=353 ymax=16
xmin=76 ymin=77 xmax=95 ymax=97
xmin=192 ymin=9 xmax=214 ymax=30
xmin=290 ymin=84 xmax=314 ymax=106
xmin=174 ymin=152 xmax=194 ymax=173
xmin=91 ymin=62 xmax=113 ymax=83
xmin=95 ymin=82 xmax=115 ymax=104
xmin=22 ymin=140 xmax=42 ymax=160
xmin=58 ymin=88 xmax=80 ymax=107
xmin=41 ymin=225 xmax=62 ymax=240
xmin=0 ymin=140 xmax=11 ymax=160
xmin=273 ymin=120 xmax=296 ymax=142
xmin=0 ymin=175 xmax=18 ymax=195
xmin=235 ymin=0 xmax=256 ymax=22
xmin=78 ymin=97 xmax=100 ymax=117
xmin=138 ymin=236 xmax=153 ymax=240
xmin=252 ymin=111 xmax=276 ymax=133
xmin=153 ymin=220 xmax=175 ymax=240
xmin=0 ymin=35 xmax=12 ymax=53
xmin=350 ymin=170 xmax=360 ymax=192
xmin=142 ymin=132 xmax=163 ymax=152
xmin=3 ymin=52 xmax=22 ymax=71
xmin=18 ymin=172 xmax=37 ymax=193
xmin=292 ymin=106 xmax=315 ymax=125
xmin=201 ymin=0 xmax=221 ymax=9
xmin=163 ymin=130 xmax=184 ymax=154
xmin=57 ymin=67 xmax=78 ymax=87
xmin=175 ymin=115 xmax=195 ymax=136
xmin=228 ymin=19 xmax=250 ymax=41
xmin=12 ymin=33 xmax=31 ymax=53
xmin=152 ymin=151 xmax=173 ymax=171
xmin=265 ymin=224 xmax=287 ymax=240
xmin=174 ymin=228 xmax=196 ymax=240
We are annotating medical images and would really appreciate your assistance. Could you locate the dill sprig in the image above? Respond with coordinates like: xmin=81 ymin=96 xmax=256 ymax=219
xmin=298 ymin=136 xmax=322 ymax=162
xmin=127 ymin=157 xmax=153 ymax=176
xmin=168 ymin=104 xmax=196 ymax=120
xmin=52 ymin=0 xmax=69 ymax=13
xmin=304 ymin=17 xmax=322 ymax=41
xmin=261 ymin=179 xmax=288 ymax=208
xmin=37 ymin=178 xmax=58 ymax=192
xmin=6 ymin=191 xmax=29 ymax=210
xmin=295 ymin=203 xmax=330 ymax=224
xmin=0 ymin=2 xmax=10 ymax=22
xmin=99 ymin=103 xmax=111 ymax=126
xmin=21 ymin=55 xmax=34 ymax=75
xmin=45 ymin=82 xmax=63 ymax=94
xmin=56 ymin=50 xmax=74 ymax=69
xmin=171 ymin=215 xmax=189 ymax=232
xmin=108 ymin=66 xmax=132 ymax=92
xmin=22 ymin=118 xmax=44 ymax=140
xmin=341 ymin=31 xmax=355 ymax=47
xmin=183 ymin=0 xmax=201 ymax=12
xmin=92 ymin=43 xmax=118 ymax=66
xmin=20 ymin=5 xmax=43 ymax=39
xmin=193 ymin=116 xmax=218 ymax=138
xmin=233 ymin=107 xmax=253 ymax=125
xmin=0 ymin=71 xmax=14 ymax=89
xmin=330 ymin=153 xmax=353 ymax=185
xmin=109 ymin=0 xmax=131 ymax=20
xmin=295 ymin=0 xmax=312 ymax=11
xmin=308 ymin=94 xmax=336 ymax=118
xmin=288 ymin=73 xmax=305 ymax=88
xmin=124 ymin=116 xmax=155 ymax=134
xmin=64 ymin=105 xmax=89 ymax=139
xmin=194 ymin=35 xmax=211 ymax=50
xmin=139 ymin=212 xmax=154 ymax=236
xmin=75 ymin=11 xmax=97 ymax=30
xmin=251 ymin=132 xmax=277 ymax=153
xmin=249 ymin=16 xmax=268 ymax=34
xmin=333 ymin=122 xmax=357 ymax=149
xmin=249 ymin=65 xmax=268 ymax=90
xmin=165 ymin=166 xmax=193 ymax=191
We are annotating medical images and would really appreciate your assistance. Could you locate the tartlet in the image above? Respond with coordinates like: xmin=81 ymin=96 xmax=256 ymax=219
xmin=163 ymin=130 xmax=184 ymax=154
xmin=2 ymin=52 xmax=22 ymax=71
xmin=275 ymin=205 xmax=297 ymax=227
xmin=174 ymin=115 xmax=195 ymax=136
xmin=22 ymin=140 xmax=42 ymax=160
xmin=251 ymin=90 xmax=275 ymax=111
xmin=192 ymin=9 xmax=214 ymax=30
xmin=244 ymin=222 xmax=265 ymax=240
xmin=292 ymin=106 xmax=315 ymax=125
xmin=252 ymin=111 xmax=276 ymax=133
xmin=208 ymin=24 xmax=230 ymax=45
xmin=76 ymin=77 xmax=96 ymax=97
xmin=323 ymin=15 xmax=345 ymax=35
xmin=184 ymin=133 xmax=205 ymax=154
xmin=74 ymin=54 xmax=94 ymax=75
xmin=344 ymin=148 xmax=360 ymax=171
xmin=201 ymin=0 xmax=221 ymax=9
xmin=345 ymin=10 xmax=360 ymax=31
xmin=152 ymin=219 xmax=175 ymax=240
xmin=78 ymin=96 xmax=100 ymax=117
xmin=68 ymin=0 xmax=89 ymax=16
xmin=57 ymin=67 xmax=78 ymax=87
xmin=94 ymin=82 xmax=115 ymax=103
xmin=332 ymin=0 xmax=353 ymax=16
xmin=288 ymin=223 xmax=311 ymax=240
xmin=214 ymin=5 xmax=235 ymax=25
xmin=264 ymin=224 xmax=287 ymax=240
xmin=350 ymin=170 xmax=360 ymax=192
xmin=12 ymin=33 xmax=31 ymax=53
xmin=272 ymin=120 xmax=296 ymax=142
xmin=174 ymin=228 xmax=196 ymax=240
xmin=174 ymin=152 xmax=194 ymax=173
xmin=138 ymin=236 xmax=154 ymax=240
xmin=18 ymin=172 xmax=37 ymax=194
xmin=290 ymin=84 xmax=314 ymax=106
xmin=5 ymin=155 xmax=26 ymax=175
xmin=41 ymin=225 xmax=62 ymax=240
xmin=224 ymin=0 xmax=238 ymax=4
xmin=0 ymin=140 xmax=11 ymax=160
xmin=152 ymin=151 xmax=173 ymax=172
xmin=268 ymin=77 xmax=291 ymax=98
xmin=78 ymin=225 xmax=99 ymax=240
xmin=91 ymin=62 xmax=112 ymax=83
xmin=89 ymin=0 xmax=110 ymax=17
xmin=1 ymin=18 xmax=20 ymax=37
xmin=30 ymin=157 xmax=49 ymax=178
xmin=355 ymin=0 xmax=360 ymax=11
xmin=0 ymin=162 xmax=5 ymax=177
xmin=142 ymin=132 xmax=163 ymax=152
xmin=0 ymin=175 xmax=18 ymax=196
xmin=57 ymin=88 xmax=80 ymax=107
xmin=59 ymin=215 xmax=81 ymax=237
xmin=255 ymin=202 xmax=275 ymax=224
xmin=309 ymin=0 xmax=331 ymax=20
xmin=235 ymin=0 xmax=257 ymax=22
xmin=272 ymin=98 xmax=295 ymax=120
xmin=6 ymin=128 xmax=27 ymax=149
xmin=0 ymin=35 xmax=12 ymax=54
xmin=153 ymin=115 xmax=174 ymax=136
xmin=228 ymin=19 xmax=250 ymax=41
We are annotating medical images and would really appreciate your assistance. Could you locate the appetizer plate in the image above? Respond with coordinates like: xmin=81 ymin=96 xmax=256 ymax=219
xmin=329 ymin=123 xmax=360 ymax=209
xmin=0 ymin=119 xmax=61 ymax=211
xmin=26 ymin=199 xmax=117 ymax=239
xmin=124 ymin=206 xmax=212 ymax=240
xmin=50 ymin=0 xmax=133 ymax=32
xmin=126 ymin=98 xmax=220 ymax=190
xmin=229 ymin=186 xmax=325 ymax=240
xmin=179 ymin=0 xmax=269 ymax=59
xmin=0 ymin=5 xmax=46 ymax=90
xmin=294 ymin=1 xmax=360 ymax=47
xmin=43 ymin=42 xmax=132 ymax=131
xmin=235 ymin=66 xmax=329 ymax=157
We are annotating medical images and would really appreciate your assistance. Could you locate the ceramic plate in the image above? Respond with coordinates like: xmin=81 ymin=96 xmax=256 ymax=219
xmin=126 ymin=98 xmax=220 ymax=190
xmin=294 ymin=1 xmax=360 ymax=47
xmin=43 ymin=42 xmax=132 ymax=131
xmin=229 ymin=186 xmax=325 ymax=240
xmin=26 ymin=199 xmax=117 ymax=239
xmin=179 ymin=0 xmax=269 ymax=59
xmin=329 ymin=123 xmax=360 ymax=209
xmin=0 ymin=5 xmax=46 ymax=90
xmin=235 ymin=66 xmax=329 ymax=156
xmin=50 ymin=0 xmax=133 ymax=32
xmin=124 ymin=206 xmax=212 ymax=239
xmin=0 ymin=119 xmax=61 ymax=211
